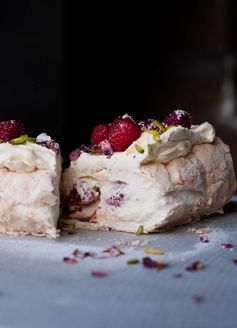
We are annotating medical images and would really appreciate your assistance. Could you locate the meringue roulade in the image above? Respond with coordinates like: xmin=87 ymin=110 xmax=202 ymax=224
xmin=63 ymin=111 xmax=236 ymax=233
xmin=0 ymin=120 xmax=61 ymax=238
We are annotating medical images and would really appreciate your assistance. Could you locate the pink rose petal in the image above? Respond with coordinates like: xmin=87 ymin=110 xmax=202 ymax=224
xmin=221 ymin=243 xmax=234 ymax=249
xmin=63 ymin=257 xmax=77 ymax=264
xmin=173 ymin=273 xmax=183 ymax=278
xmin=103 ymin=245 xmax=124 ymax=257
xmin=193 ymin=295 xmax=205 ymax=303
xmin=200 ymin=235 xmax=209 ymax=243
xmin=186 ymin=261 xmax=205 ymax=271
xmin=142 ymin=257 xmax=157 ymax=268
xmin=91 ymin=271 xmax=107 ymax=278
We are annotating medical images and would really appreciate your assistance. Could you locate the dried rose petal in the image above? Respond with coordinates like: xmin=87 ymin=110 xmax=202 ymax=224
xmin=98 ymin=139 xmax=114 ymax=157
xmin=69 ymin=145 xmax=91 ymax=161
xmin=63 ymin=257 xmax=77 ymax=264
xmin=173 ymin=273 xmax=183 ymax=278
xmin=232 ymin=258 xmax=237 ymax=264
xmin=200 ymin=235 xmax=209 ymax=243
xmin=72 ymin=249 xmax=93 ymax=258
xmin=193 ymin=295 xmax=205 ymax=303
xmin=103 ymin=245 xmax=124 ymax=257
xmin=142 ymin=257 xmax=157 ymax=268
xmin=221 ymin=243 xmax=234 ymax=249
xmin=186 ymin=261 xmax=205 ymax=271
xmin=156 ymin=261 xmax=168 ymax=270
xmin=91 ymin=271 xmax=107 ymax=278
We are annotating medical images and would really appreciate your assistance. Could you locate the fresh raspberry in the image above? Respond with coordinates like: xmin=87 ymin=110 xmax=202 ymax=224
xmin=91 ymin=123 xmax=110 ymax=145
xmin=164 ymin=109 xmax=192 ymax=128
xmin=0 ymin=120 xmax=24 ymax=142
xmin=108 ymin=117 xmax=141 ymax=152
xmin=66 ymin=181 xmax=100 ymax=206
xmin=106 ymin=184 xmax=126 ymax=207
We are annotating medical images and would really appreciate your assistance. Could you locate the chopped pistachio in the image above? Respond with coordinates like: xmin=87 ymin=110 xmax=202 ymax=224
xmin=144 ymin=129 xmax=161 ymax=143
xmin=135 ymin=144 xmax=144 ymax=154
xmin=136 ymin=225 xmax=144 ymax=236
xmin=144 ymin=248 xmax=164 ymax=255
xmin=147 ymin=144 xmax=153 ymax=155
xmin=127 ymin=259 xmax=140 ymax=265
xmin=10 ymin=134 xmax=28 ymax=145
xmin=151 ymin=119 xmax=166 ymax=132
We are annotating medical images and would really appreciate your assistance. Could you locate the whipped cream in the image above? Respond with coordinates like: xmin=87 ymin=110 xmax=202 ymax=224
xmin=0 ymin=142 xmax=58 ymax=172
xmin=71 ymin=122 xmax=215 ymax=177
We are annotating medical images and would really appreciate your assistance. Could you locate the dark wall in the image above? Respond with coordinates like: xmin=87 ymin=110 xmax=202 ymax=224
xmin=0 ymin=1 xmax=237 ymax=167
xmin=0 ymin=1 xmax=64 ymax=150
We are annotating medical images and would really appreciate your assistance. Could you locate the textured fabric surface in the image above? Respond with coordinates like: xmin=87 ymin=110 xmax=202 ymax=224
xmin=0 ymin=203 xmax=237 ymax=328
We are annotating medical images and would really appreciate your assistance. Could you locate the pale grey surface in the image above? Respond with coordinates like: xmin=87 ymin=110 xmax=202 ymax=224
xmin=0 ymin=205 xmax=237 ymax=328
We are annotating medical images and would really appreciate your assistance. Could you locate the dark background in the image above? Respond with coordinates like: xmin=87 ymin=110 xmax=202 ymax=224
xmin=0 ymin=0 xmax=236 ymax=168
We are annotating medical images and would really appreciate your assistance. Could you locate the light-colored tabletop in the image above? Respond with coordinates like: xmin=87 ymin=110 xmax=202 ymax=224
xmin=0 ymin=200 xmax=237 ymax=328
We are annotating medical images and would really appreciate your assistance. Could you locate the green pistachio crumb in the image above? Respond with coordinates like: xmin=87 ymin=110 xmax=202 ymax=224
xmin=135 ymin=144 xmax=144 ymax=154
xmin=136 ymin=225 xmax=144 ymax=236
xmin=147 ymin=144 xmax=153 ymax=155
xmin=144 ymin=129 xmax=161 ymax=143
xmin=151 ymin=119 xmax=166 ymax=132
xmin=10 ymin=134 xmax=28 ymax=145
xmin=127 ymin=259 xmax=140 ymax=265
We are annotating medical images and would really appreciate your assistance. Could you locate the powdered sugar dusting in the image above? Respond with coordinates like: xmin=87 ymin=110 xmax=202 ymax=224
xmin=175 ymin=109 xmax=187 ymax=119
xmin=36 ymin=133 xmax=52 ymax=143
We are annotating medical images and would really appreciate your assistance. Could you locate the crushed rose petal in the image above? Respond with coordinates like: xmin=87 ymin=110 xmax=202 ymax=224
xmin=103 ymin=245 xmax=124 ymax=257
xmin=186 ymin=261 xmax=205 ymax=271
xmin=91 ymin=271 xmax=107 ymax=278
xmin=232 ymin=258 xmax=237 ymax=264
xmin=63 ymin=257 xmax=77 ymax=264
xmin=142 ymin=257 xmax=157 ymax=268
xmin=142 ymin=257 xmax=168 ymax=270
xmin=221 ymin=243 xmax=234 ymax=249
xmin=72 ymin=249 xmax=93 ymax=258
xmin=156 ymin=261 xmax=168 ymax=270
xmin=193 ymin=295 xmax=205 ymax=303
xmin=200 ymin=235 xmax=209 ymax=243
xmin=173 ymin=273 xmax=183 ymax=278
xmin=98 ymin=139 xmax=114 ymax=157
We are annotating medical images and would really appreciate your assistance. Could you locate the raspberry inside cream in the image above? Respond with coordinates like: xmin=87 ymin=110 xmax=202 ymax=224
xmin=63 ymin=122 xmax=236 ymax=233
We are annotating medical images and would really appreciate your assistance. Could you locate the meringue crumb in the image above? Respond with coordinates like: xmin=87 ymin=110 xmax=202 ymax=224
xmin=187 ymin=227 xmax=215 ymax=234
xmin=114 ymin=240 xmax=127 ymax=246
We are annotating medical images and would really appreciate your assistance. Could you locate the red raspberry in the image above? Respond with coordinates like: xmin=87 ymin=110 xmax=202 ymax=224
xmin=0 ymin=120 xmax=24 ymax=142
xmin=108 ymin=117 xmax=141 ymax=152
xmin=66 ymin=182 xmax=100 ymax=206
xmin=91 ymin=123 xmax=110 ymax=145
xmin=106 ymin=184 xmax=126 ymax=207
xmin=164 ymin=110 xmax=192 ymax=128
